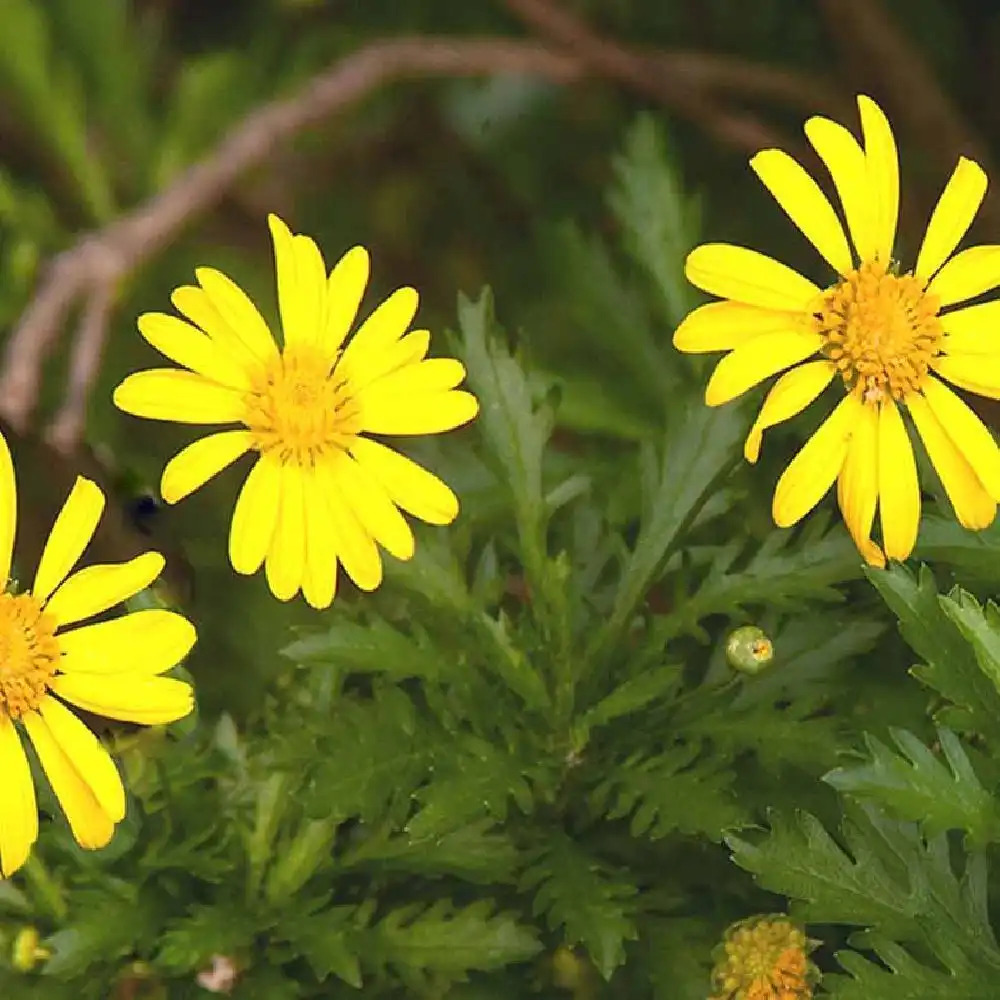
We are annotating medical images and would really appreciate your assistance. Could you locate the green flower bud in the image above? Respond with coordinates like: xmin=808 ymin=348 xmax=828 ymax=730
xmin=725 ymin=626 xmax=773 ymax=675
xmin=11 ymin=926 xmax=48 ymax=972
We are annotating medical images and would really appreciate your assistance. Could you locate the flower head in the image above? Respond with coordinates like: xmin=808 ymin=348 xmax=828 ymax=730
xmin=114 ymin=215 xmax=479 ymax=608
xmin=0 ymin=433 xmax=195 ymax=877
xmin=709 ymin=915 xmax=817 ymax=1000
xmin=675 ymin=95 xmax=1000 ymax=565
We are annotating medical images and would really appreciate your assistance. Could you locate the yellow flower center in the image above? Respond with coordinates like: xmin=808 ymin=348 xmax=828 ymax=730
xmin=814 ymin=259 xmax=943 ymax=404
xmin=242 ymin=345 xmax=362 ymax=464
xmin=0 ymin=592 xmax=60 ymax=720
xmin=710 ymin=917 xmax=814 ymax=1000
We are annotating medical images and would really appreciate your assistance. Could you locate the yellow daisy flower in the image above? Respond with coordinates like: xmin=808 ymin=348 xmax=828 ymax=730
xmin=113 ymin=215 xmax=479 ymax=608
xmin=0 ymin=433 xmax=195 ymax=878
xmin=675 ymin=94 xmax=1000 ymax=566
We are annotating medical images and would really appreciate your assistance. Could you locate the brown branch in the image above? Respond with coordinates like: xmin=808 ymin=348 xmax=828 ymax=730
xmin=0 ymin=37 xmax=580 ymax=443
xmin=503 ymin=0 xmax=837 ymax=155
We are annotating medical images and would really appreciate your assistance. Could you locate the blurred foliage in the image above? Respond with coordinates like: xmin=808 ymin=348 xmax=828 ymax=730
xmin=4 ymin=0 xmax=1000 ymax=997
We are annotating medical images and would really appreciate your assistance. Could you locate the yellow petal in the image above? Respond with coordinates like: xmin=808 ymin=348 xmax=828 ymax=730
xmin=324 ymin=245 xmax=370 ymax=357
xmin=705 ymin=331 xmax=823 ymax=407
xmin=744 ymin=360 xmax=837 ymax=463
xmin=836 ymin=400 xmax=884 ymax=567
xmin=877 ymin=397 xmax=919 ymax=561
xmin=38 ymin=697 xmax=124 ymax=821
xmin=136 ymin=313 xmax=251 ymax=389
xmin=33 ymin=477 xmax=105 ymax=603
xmin=51 ymin=673 xmax=193 ymax=726
xmin=363 ymin=358 xmax=467 ymax=401
xmin=0 ymin=431 xmax=16 ymax=588
xmin=113 ymin=370 xmax=246 ymax=424
xmin=161 ymin=430 xmax=254 ymax=504
xmin=0 ymin=716 xmax=37 ymax=878
xmin=315 ymin=459 xmax=382 ymax=591
xmin=331 ymin=451 xmax=414 ymax=560
xmin=264 ymin=464 xmax=306 ymax=602
xmin=804 ymin=114 xmax=876 ymax=261
xmin=927 ymin=245 xmax=1000 ymax=307
xmin=907 ymin=391 xmax=995 ymax=530
xmin=58 ymin=609 xmax=196 ymax=675
xmin=339 ymin=287 xmax=419 ymax=378
xmin=301 ymin=463 xmax=339 ymax=610
xmin=269 ymin=215 xmax=305 ymax=349
xmin=750 ymin=148 xmax=853 ymax=275
xmin=45 ymin=552 xmax=165 ymax=628
xmin=920 ymin=375 xmax=1000 ymax=499
xmin=685 ymin=244 xmax=820 ymax=310
xmin=932 ymin=354 xmax=1000 ymax=400
xmin=268 ymin=214 xmax=328 ymax=351
xmin=940 ymin=300 xmax=1000 ymax=353
xmin=858 ymin=95 xmax=899 ymax=262
xmin=22 ymin=707 xmax=114 ymax=850
xmin=195 ymin=267 xmax=278 ymax=366
xmin=772 ymin=394 xmax=857 ymax=527
xmin=915 ymin=157 xmax=988 ymax=281
xmin=171 ymin=284 xmax=264 ymax=372
xmin=673 ymin=300 xmax=807 ymax=354
xmin=343 ymin=328 xmax=435 ymax=392
xmin=350 ymin=437 xmax=459 ymax=525
xmin=229 ymin=454 xmax=281 ymax=575
xmin=361 ymin=389 xmax=479 ymax=435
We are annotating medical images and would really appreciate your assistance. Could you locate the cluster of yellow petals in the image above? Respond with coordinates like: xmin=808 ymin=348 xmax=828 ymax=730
xmin=676 ymin=94 xmax=1000 ymax=564
xmin=709 ymin=916 xmax=816 ymax=1000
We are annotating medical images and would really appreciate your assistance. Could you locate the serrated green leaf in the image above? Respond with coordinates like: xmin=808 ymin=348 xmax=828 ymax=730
xmin=867 ymin=564 xmax=1000 ymax=740
xmin=825 ymin=729 xmax=1000 ymax=847
xmin=728 ymin=806 xmax=1000 ymax=976
xmin=592 ymin=403 xmax=746 ymax=663
xmin=282 ymin=618 xmax=443 ymax=681
xmin=521 ymin=832 xmax=637 ymax=979
xmin=577 ymin=662 xmax=682 ymax=737
xmin=277 ymin=905 xmax=363 ymax=988
xmin=609 ymin=113 xmax=699 ymax=326
xmin=345 ymin=818 xmax=520 ymax=884
xmin=367 ymin=900 xmax=541 ymax=986
xmin=828 ymin=934 xmax=998 ymax=999
xmin=940 ymin=589 xmax=1000 ymax=705
xmin=407 ymin=735 xmax=534 ymax=838
xmin=590 ymin=744 xmax=746 ymax=842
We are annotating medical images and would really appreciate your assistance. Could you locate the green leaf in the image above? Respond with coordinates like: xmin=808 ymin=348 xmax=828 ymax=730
xmin=277 ymin=905 xmax=364 ymax=988
xmin=825 ymin=728 xmax=1000 ymax=847
xmin=282 ymin=618 xmax=444 ymax=682
xmin=344 ymin=818 xmax=520 ymax=885
xmin=728 ymin=806 xmax=1000 ymax=974
xmin=867 ymin=565 xmax=1000 ymax=740
xmin=458 ymin=288 xmax=571 ymax=676
xmin=577 ymin=662 xmax=683 ymax=738
xmin=366 ymin=900 xmax=542 ymax=987
xmin=609 ymin=113 xmax=699 ymax=326
xmin=407 ymin=735 xmax=534 ymax=839
xmin=940 ymin=588 xmax=1000 ymax=707
xmin=592 ymin=402 xmax=746 ymax=661
xmin=828 ymin=934 xmax=999 ymax=999
xmin=660 ymin=528 xmax=864 ymax=642
xmin=590 ymin=743 xmax=746 ymax=842
xmin=521 ymin=832 xmax=638 ymax=980
xmin=540 ymin=222 xmax=674 ymax=415
xmin=303 ymin=689 xmax=433 ymax=825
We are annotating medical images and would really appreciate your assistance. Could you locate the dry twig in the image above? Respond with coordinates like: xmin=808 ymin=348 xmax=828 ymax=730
xmin=503 ymin=0 xmax=845 ymax=154
xmin=0 ymin=37 xmax=580 ymax=449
